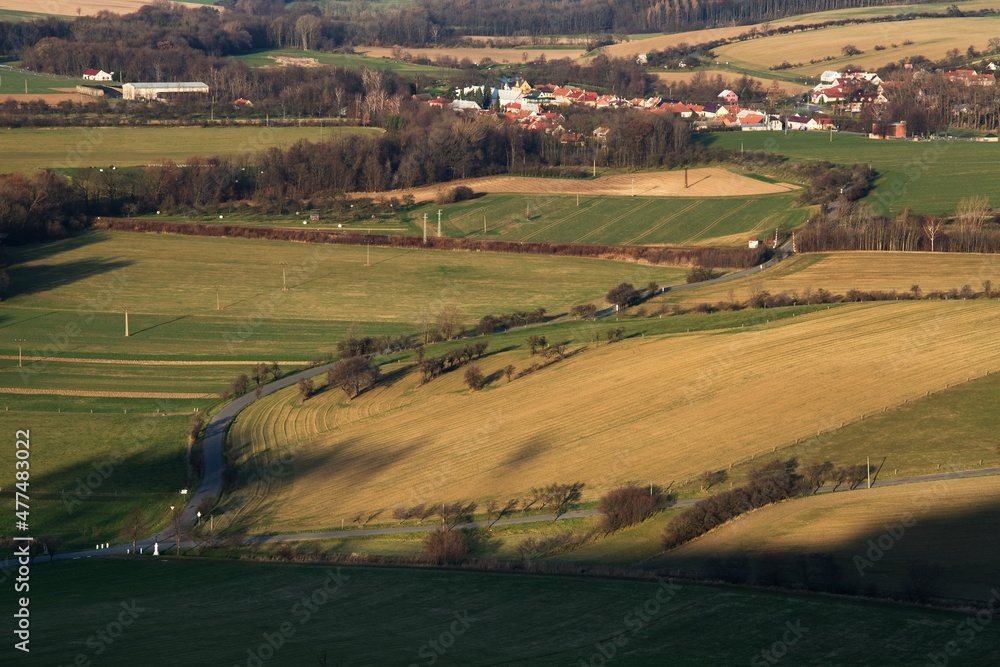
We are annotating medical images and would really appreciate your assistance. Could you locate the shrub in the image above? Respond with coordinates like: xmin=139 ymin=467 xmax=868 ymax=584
xmin=598 ymin=484 xmax=670 ymax=533
xmin=464 ymin=364 xmax=485 ymax=390
xmin=422 ymin=528 xmax=470 ymax=564
xmin=435 ymin=185 xmax=475 ymax=204
xmin=686 ymin=266 xmax=719 ymax=283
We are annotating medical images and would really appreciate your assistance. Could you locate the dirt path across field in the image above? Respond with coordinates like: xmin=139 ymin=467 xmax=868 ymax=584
xmin=356 ymin=168 xmax=797 ymax=204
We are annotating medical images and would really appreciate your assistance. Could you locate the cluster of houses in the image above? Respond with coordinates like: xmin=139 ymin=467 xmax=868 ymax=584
xmin=424 ymin=79 xmax=837 ymax=137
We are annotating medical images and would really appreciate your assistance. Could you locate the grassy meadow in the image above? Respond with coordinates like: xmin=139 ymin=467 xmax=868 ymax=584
xmin=234 ymin=48 xmax=457 ymax=77
xmin=697 ymin=132 xmax=1000 ymax=215
xmin=1 ymin=231 xmax=685 ymax=360
xmin=4 ymin=558 xmax=998 ymax=666
xmin=225 ymin=299 xmax=1000 ymax=532
xmin=0 ymin=126 xmax=380 ymax=173
xmin=0 ymin=396 xmax=195 ymax=550
xmin=0 ymin=65 xmax=80 ymax=95
xmin=656 ymin=476 xmax=1000 ymax=602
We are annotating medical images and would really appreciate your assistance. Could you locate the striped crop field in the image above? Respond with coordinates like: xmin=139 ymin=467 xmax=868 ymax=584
xmin=667 ymin=251 xmax=1000 ymax=304
xmin=656 ymin=475 xmax=1000 ymax=602
xmin=404 ymin=191 xmax=808 ymax=247
xmin=226 ymin=300 xmax=1000 ymax=533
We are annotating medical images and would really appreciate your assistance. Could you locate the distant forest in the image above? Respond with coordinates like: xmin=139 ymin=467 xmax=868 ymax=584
xmin=0 ymin=0 xmax=937 ymax=60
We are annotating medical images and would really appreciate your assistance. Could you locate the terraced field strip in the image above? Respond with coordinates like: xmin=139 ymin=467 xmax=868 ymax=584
xmin=230 ymin=300 xmax=1000 ymax=532
xmin=658 ymin=475 xmax=1000 ymax=601
xmin=669 ymin=251 xmax=1000 ymax=304
xmin=0 ymin=387 xmax=210 ymax=398
xmin=0 ymin=356 xmax=310 ymax=365
xmin=0 ymin=360 xmax=251 ymax=394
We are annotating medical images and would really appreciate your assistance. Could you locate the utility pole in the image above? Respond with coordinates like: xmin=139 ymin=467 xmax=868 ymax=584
xmin=124 ymin=308 xmax=130 ymax=337
xmin=867 ymin=456 xmax=871 ymax=489
xmin=366 ymin=242 xmax=370 ymax=267
xmin=437 ymin=209 xmax=442 ymax=237
xmin=280 ymin=262 xmax=287 ymax=290
xmin=423 ymin=213 xmax=428 ymax=243
xmin=631 ymin=176 xmax=635 ymax=197
xmin=483 ymin=212 xmax=487 ymax=234
xmin=525 ymin=198 xmax=529 ymax=220
xmin=684 ymin=168 xmax=689 ymax=189
xmin=14 ymin=339 xmax=24 ymax=367
xmin=214 ymin=285 xmax=220 ymax=310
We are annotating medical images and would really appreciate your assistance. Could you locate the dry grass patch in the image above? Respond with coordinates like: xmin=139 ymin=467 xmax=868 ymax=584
xmin=229 ymin=300 xmax=1000 ymax=532
xmin=655 ymin=71 xmax=811 ymax=95
xmin=658 ymin=475 xmax=1000 ymax=601
xmin=671 ymin=251 xmax=1000 ymax=304
xmin=362 ymin=168 xmax=795 ymax=204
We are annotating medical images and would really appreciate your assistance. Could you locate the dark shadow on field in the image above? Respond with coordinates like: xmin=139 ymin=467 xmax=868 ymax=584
xmin=654 ymin=498 xmax=1000 ymax=604
xmin=0 ymin=310 xmax=57 ymax=330
xmin=5 ymin=232 xmax=106 ymax=265
xmin=130 ymin=314 xmax=188 ymax=336
xmin=5 ymin=257 xmax=131 ymax=300
xmin=503 ymin=437 xmax=551 ymax=469
xmin=220 ymin=435 xmax=427 ymax=534
xmin=0 ymin=445 xmax=187 ymax=555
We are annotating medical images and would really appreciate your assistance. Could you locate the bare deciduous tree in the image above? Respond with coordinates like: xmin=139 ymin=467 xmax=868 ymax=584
xmin=120 ymin=507 xmax=149 ymax=555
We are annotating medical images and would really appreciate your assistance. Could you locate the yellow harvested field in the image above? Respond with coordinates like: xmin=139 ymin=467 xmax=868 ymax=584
xmin=603 ymin=2 xmax=1000 ymax=60
xmin=661 ymin=475 xmax=1000 ymax=601
xmin=715 ymin=17 xmax=1000 ymax=75
xmin=0 ymin=0 xmax=205 ymax=16
xmin=230 ymin=300 xmax=1000 ymax=531
xmin=0 ymin=93 xmax=90 ymax=105
xmin=358 ymin=45 xmax=586 ymax=65
xmin=356 ymin=168 xmax=795 ymax=204
xmin=655 ymin=71 xmax=811 ymax=95
xmin=673 ymin=252 xmax=1000 ymax=303
xmin=601 ymin=26 xmax=756 ymax=59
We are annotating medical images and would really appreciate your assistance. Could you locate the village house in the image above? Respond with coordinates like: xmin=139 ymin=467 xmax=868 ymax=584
xmin=718 ymin=89 xmax=739 ymax=105
xmin=869 ymin=121 xmax=907 ymax=139
xmin=786 ymin=114 xmax=811 ymax=130
xmin=945 ymin=69 xmax=996 ymax=87
xmin=82 ymin=69 xmax=114 ymax=81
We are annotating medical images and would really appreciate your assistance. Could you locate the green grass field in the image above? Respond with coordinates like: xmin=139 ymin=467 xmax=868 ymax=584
xmin=698 ymin=132 xmax=999 ymax=215
xmin=0 ymin=397 xmax=193 ymax=550
xmin=1 ymin=231 xmax=686 ymax=359
xmin=5 ymin=558 xmax=997 ymax=666
xmin=0 ymin=65 xmax=80 ymax=95
xmin=403 ymin=192 xmax=809 ymax=246
xmin=233 ymin=48 xmax=457 ymax=77
xmin=0 ymin=125 xmax=380 ymax=173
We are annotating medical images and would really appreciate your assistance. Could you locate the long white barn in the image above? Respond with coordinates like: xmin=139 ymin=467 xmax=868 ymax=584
xmin=122 ymin=82 xmax=209 ymax=100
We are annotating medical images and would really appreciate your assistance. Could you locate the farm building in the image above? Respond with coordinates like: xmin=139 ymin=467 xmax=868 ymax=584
xmin=869 ymin=121 xmax=907 ymax=139
xmin=122 ymin=82 xmax=209 ymax=100
xmin=82 ymin=69 xmax=114 ymax=81
xmin=748 ymin=237 xmax=760 ymax=249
